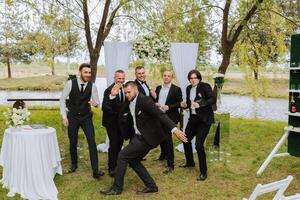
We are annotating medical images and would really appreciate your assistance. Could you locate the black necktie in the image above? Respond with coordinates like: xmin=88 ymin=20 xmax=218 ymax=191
xmin=120 ymin=88 xmax=124 ymax=102
xmin=80 ymin=84 xmax=84 ymax=94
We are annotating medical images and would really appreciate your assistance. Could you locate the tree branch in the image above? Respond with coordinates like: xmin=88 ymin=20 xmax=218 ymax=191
xmin=94 ymin=0 xmax=111 ymax=51
xmin=221 ymin=0 xmax=232 ymax=51
xmin=230 ymin=0 xmax=264 ymax=46
xmin=261 ymin=8 xmax=300 ymax=27
xmin=82 ymin=0 xmax=93 ymax=55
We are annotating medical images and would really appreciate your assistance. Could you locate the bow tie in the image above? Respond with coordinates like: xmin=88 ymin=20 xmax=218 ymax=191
xmin=140 ymin=80 xmax=146 ymax=84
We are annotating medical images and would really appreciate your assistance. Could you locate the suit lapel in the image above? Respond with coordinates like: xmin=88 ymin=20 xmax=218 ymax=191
xmin=165 ymin=84 xmax=174 ymax=104
xmin=135 ymin=93 xmax=141 ymax=118
xmin=156 ymin=86 xmax=162 ymax=101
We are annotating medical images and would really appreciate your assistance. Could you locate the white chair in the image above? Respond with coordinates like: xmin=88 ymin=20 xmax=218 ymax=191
xmin=283 ymin=193 xmax=300 ymax=200
xmin=243 ymin=176 xmax=293 ymax=200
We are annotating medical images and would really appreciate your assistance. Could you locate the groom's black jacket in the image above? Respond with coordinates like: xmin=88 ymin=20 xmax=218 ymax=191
xmin=113 ymin=93 xmax=176 ymax=148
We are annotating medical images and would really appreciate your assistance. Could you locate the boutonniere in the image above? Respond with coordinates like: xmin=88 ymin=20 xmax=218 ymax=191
xmin=137 ymin=111 xmax=142 ymax=115
xmin=198 ymin=93 xmax=202 ymax=98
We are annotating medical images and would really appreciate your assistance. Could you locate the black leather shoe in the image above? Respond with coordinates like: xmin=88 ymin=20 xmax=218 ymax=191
xmin=136 ymin=187 xmax=158 ymax=195
xmin=179 ymin=163 xmax=195 ymax=168
xmin=93 ymin=170 xmax=105 ymax=179
xmin=197 ymin=173 xmax=207 ymax=181
xmin=163 ymin=166 xmax=174 ymax=174
xmin=108 ymin=169 xmax=115 ymax=178
xmin=68 ymin=164 xmax=77 ymax=173
xmin=100 ymin=187 xmax=121 ymax=196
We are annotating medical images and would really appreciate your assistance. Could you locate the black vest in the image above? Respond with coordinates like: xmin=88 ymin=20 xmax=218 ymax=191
xmin=68 ymin=79 xmax=92 ymax=117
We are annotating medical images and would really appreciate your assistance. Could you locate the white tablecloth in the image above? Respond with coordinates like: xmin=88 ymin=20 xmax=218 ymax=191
xmin=0 ymin=126 xmax=62 ymax=200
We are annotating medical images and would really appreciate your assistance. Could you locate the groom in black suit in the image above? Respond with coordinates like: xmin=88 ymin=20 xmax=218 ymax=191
xmin=154 ymin=70 xmax=182 ymax=174
xmin=101 ymin=81 xmax=187 ymax=195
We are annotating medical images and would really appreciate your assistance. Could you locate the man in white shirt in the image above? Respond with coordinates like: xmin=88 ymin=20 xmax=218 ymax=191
xmin=154 ymin=70 xmax=182 ymax=174
xmin=60 ymin=63 xmax=104 ymax=179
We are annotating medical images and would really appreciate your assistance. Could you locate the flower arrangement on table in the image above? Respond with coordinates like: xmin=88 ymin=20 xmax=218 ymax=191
xmin=3 ymin=100 xmax=31 ymax=128
xmin=213 ymin=73 xmax=225 ymax=108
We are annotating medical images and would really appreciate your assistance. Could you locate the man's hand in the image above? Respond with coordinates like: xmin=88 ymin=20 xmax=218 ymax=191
xmin=180 ymin=101 xmax=187 ymax=108
xmin=155 ymin=103 xmax=161 ymax=108
xmin=162 ymin=105 xmax=169 ymax=112
xmin=88 ymin=100 xmax=98 ymax=107
xmin=111 ymin=83 xmax=122 ymax=96
xmin=174 ymin=129 xmax=188 ymax=143
xmin=63 ymin=119 xmax=69 ymax=127
xmin=151 ymin=90 xmax=157 ymax=99
xmin=192 ymin=102 xmax=200 ymax=109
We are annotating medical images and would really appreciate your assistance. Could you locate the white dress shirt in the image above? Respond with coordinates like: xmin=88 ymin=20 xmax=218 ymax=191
xmin=129 ymin=94 xmax=142 ymax=135
xmin=158 ymin=83 xmax=171 ymax=106
xmin=60 ymin=78 xmax=100 ymax=119
xmin=129 ymin=93 xmax=177 ymax=135
xmin=190 ymin=86 xmax=197 ymax=115
xmin=138 ymin=80 xmax=150 ymax=96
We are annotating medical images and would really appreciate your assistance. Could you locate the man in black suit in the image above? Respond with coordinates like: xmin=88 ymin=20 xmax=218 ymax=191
xmin=100 ymin=81 xmax=187 ymax=196
xmin=102 ymin=70 xmax=126 ymax=177
xmin=60 ymin=63 xmax=104 ymax=179
xmin=180 ymin=69 xmax=216 ymax=181
xmin=154 ymin=70 xmax=182 ymax=174
xmin=134 ymin=66 xmax=155 ymax=98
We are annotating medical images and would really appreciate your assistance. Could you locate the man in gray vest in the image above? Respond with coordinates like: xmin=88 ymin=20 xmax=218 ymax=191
xmin=60 ymin=63 xmax=104 ymax=179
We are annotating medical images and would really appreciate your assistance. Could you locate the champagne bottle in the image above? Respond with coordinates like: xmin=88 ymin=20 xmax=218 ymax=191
xmin=291 ymin=94 xmax=297 ymax=113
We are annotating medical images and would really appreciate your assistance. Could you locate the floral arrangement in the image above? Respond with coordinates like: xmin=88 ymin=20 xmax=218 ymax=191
xmin=3 ymin=107 xmax=31 ymax=128
xmin=133 ymin=36 xmax=170 ymax=63
xmin=213 ymin=73 xmax=225 ymax=108
xmin=213 ymin=73 xmax=225 ymax=88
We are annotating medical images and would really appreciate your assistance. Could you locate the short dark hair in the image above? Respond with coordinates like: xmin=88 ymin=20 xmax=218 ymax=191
xmin=79 ymin=63 xmax=91 ymax=71
xmin=124 ymin=81 xmax=137 ymax=88
xmin=135 ymin=66 xmax=144 ymax=72
xmin=187 ymin=69 xmax=202 ymax=81
xmin=13 ymin=100 xmax=25 ymax=109
xmin=115 ymin=69 xmax=125 ymax=74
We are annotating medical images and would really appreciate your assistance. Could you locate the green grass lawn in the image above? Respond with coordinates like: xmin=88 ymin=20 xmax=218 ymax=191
xmin=0 ymin=107 xmax=299 ymax=199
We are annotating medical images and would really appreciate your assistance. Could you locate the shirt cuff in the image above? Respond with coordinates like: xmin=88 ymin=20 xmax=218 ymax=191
xmin=109 ymin=94 xmax=117 ymax=100
xmin=171 ymin=127 xmax=178 ymax=134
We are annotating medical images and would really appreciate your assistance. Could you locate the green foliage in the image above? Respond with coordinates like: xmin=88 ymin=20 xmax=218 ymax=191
xmin=30 ymin=6 xmax=80 ymax=75
xmin=0 ymin=1 xmax=35 ymax=71
xmin=233 ymin=0 xmax=298 ymax=81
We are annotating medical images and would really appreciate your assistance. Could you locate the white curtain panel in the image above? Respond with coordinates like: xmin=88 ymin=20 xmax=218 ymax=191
xmin=97 ymin=41 xmax=132 ymax=153
xmin=170 ymin=43 xmax=198 ymax=153
xmin=104 ymin=41 xmax=133 ymax=85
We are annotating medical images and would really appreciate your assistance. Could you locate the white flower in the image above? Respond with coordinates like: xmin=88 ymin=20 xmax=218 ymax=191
xmin=3 ymin=107 xmax=31 ymax=127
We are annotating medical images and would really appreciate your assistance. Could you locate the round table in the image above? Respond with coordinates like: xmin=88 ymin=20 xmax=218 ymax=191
xmin=0 ymin=125 xmax=62 ymax=200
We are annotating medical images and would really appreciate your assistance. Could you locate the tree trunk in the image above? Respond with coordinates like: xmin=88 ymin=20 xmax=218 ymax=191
xmin=254 ymin=71 xmax=258 ymax=80
xmin=218 ymin=47 xmax=233 ymax=74
xmin=90 ymin=49 xmax=101 ymax=82
xmin=7 ymin=57 xmax=11 ymax=78
xmin=51 ymin=55 xmax=55 ymax=76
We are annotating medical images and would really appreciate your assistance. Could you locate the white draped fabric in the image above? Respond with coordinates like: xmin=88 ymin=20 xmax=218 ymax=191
xmin=170 ymin=43 xmax=198 ymax=153
xmin=0 ymin=126 xmax=62 ymax=200
xmin=97 ymin=41 xmax=132 ymax=152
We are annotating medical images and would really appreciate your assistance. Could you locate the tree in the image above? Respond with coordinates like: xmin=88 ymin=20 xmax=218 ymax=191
xmin=0 ymin=0 xmax=35 ymax=78
xmin=34 ymin=6 xmax=80 ymax=75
